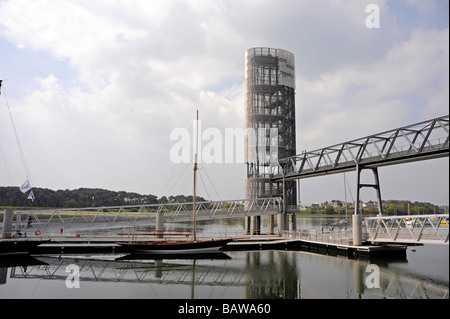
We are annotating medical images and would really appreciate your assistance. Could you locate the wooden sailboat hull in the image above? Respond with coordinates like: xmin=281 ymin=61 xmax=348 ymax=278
xmin=119 ymin=238 xmax=233 ymax=255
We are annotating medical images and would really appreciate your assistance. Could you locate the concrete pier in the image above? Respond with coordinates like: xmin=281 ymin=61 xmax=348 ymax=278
xmin=250 ymin=216 xmax=261 ymax=235
xmin=352 ymin=215 xmax=363 ymax=246
xmin=1 ymin=209 xmax=14 ymax=239
xmin=156 ymin=211 xmax=164 ymax=239
xmin=268 ymin=215 xmax=275 ymax=235
xmin=277 ymin=213 xmax=286 ymax=236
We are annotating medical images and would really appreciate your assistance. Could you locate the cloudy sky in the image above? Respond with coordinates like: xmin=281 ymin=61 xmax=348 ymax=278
xmin=0 ymin=0 xmax=448 ymax=206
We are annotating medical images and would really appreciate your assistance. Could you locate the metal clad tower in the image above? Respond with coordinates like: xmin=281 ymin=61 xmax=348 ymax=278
xmin=245 ymin=47 xmax=297 ymax=231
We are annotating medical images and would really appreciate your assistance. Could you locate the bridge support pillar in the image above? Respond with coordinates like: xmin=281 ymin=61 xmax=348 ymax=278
xmin=250 ymin=216 xmax=261 ymax=235
xmin=277 ymin=213 xmax=288 ymax=237
xmin=245 ymin=216 xmax=251 ymax=235
xmin=353 ymin=165 xmax=384 ymax=245
xmin=352 ymin=214 xmax=363 ymax=246
xmin=291 ymin=213 xmax=297 ymax=232
xmin=156 ymin=211 xmax=164 ymax=239
xmin=2 ymin=209 xmax=14 ymax=239
xmin=268 ymin=215 xmax=275 ymax=235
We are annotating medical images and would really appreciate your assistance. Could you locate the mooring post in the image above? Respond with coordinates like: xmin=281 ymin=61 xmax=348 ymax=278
xmin=2 ymin=209 xmax=14 ymax=239
xmin=250 ymin=216 xmax=261 ymax=235
xmin=352 ymin=214 xmax=363 ymax=246
xmin=291 ymin=213 xmax=297 ymax=232
xmin=245 ymin=216 xmax=251 ymax=235
xmin=156 ymin=211 xmax=164 ymax=239
xmin=268 ymin=215 xmax=274 ymax=235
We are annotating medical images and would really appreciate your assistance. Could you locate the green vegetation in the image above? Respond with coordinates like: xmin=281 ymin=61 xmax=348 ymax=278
xmin=383 ymin=200 xmax=443 ymax=215
xmin=0 ymin=186 xmax=445 ymax=216
xmin=0 ymin=187 xmax=206 ymax=209
xmin=298 ymin=199 xmax=445 ymax=216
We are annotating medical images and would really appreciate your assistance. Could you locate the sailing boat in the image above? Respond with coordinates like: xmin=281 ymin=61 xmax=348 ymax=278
xmin=1 ymin=80 xmax=50 ymax=256
xmin=119 ymin=111 xmax=232 ymax=254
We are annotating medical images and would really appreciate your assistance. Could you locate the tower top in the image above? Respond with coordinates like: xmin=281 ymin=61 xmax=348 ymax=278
xmin=245 ymin=47 xmax=295 ymax=89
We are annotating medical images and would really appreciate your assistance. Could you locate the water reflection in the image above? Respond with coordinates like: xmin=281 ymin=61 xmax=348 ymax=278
xmin=1 ymin=249 xmax=447 ymax=299
xmin=244 ymin=251 xmax=300 ymax=298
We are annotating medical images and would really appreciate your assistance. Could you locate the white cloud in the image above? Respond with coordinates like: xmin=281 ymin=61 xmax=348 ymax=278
xmin=296 ymin=27 xmax=449 ymax=150
xmin=0 ymin=0 xmax=448 ymax=204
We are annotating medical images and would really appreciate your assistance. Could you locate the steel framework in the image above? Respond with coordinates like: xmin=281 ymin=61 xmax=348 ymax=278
xmin=275 ymin=115 xmax=449 ymax=181
xmin=8 ymin=198 xmax=281 ymax=235
xmin=364 ymin=214 xmax=449 ymax=244
xmin=284 ymin=213 xmax=449 ymax=245
xmin=245 ymin=47 xmax=297 ymax=207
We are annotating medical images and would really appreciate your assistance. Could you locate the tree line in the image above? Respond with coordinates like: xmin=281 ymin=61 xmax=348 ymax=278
xmin=383 ymin=200 xmax=444 ymax=215
xmin=0 ymin=186 xmax=445 ymax=215
xmin=0 ymin=187 xmax=206 ymax=209
xmin=301 ymin=199 xmax=446 ymax=216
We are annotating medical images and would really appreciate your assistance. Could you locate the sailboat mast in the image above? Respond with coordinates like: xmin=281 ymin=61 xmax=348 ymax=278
xmin=193 ymin=110 xmax=199 ymax=241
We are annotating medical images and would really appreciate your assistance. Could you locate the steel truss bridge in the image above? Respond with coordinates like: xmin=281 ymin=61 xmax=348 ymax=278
xmin=3 ymin=116 xmax=448 ymax=245
xmin=9 ymin=198 xmax=280 ymax=235
xmin=274 ymin=115 xmax=449 ymax=181
xmin=273 ymin=115 xmax=449 ymax=245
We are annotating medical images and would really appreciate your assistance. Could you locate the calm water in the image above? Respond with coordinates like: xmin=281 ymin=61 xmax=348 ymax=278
xmin=0 ymin=217 xmax=448 ymax=299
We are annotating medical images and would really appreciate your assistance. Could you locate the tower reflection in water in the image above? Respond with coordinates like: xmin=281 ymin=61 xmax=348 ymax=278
xmin=2 ymin=249 xmax=448 ymax=299
xmin=244 ymin=251 xmax=300 ymax=299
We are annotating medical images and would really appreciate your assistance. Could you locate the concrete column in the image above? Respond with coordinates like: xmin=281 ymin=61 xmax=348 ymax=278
xmin=2 ymin=209 xmax=14 ymax=239
xmin=245 ymin=216 xmax=251 ymax=235
xmin=250 ymin=216 xmax=261 ymax=235
xmin=291 ymin=213 xmax=297 ymax=232
xmin=277 ymin=213 xmax=283 ymax=237
xmin=268 ymin=215 xmax=275 ymax=235
xmin=156 ymin=211 xmax=164 ymax=239
xmin=352 ymin=214 xmax=363 ymax=246
xmin=277 ymin=213 xmax=288 ymax=237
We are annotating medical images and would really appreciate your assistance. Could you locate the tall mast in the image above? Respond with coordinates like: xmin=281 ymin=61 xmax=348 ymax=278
xmin=193 ymin=110 xmax=199 ymax=241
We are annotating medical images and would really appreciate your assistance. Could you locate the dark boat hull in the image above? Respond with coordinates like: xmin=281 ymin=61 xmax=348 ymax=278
xmin=119 ymin=238 xmax=233 ymax=254
xmin=0 ymin=240 xmax=46 ymax=256
xmin=116 ymin=252 xmax=231 ymax=261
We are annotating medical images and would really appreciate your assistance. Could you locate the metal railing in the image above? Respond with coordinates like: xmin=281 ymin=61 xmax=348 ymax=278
xmin=6 ymin=197 xmax=281 ymax=236
xmin=364 ymin=214 xmax=449 ymax=244
xmin=275 ymin=115 xmax=449 ymax=181
xmin=283 ymin=229 xmax=354 ymax=246
xmin=283 ymin=214 xmax=449 ymax=245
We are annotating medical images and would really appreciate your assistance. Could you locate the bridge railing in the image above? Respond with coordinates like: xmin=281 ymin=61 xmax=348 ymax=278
xmin=283 ymin=214 xmax=449 ymax=245
xmin=276 ymin=115 xmax=449 ymax=179
xmin=283 ymin=229 xmax=354 ymax=246
xmin=364 ymin=214 xmax=449 ymax=244
xmin=8 ymin=197 xmax=281 ymax=236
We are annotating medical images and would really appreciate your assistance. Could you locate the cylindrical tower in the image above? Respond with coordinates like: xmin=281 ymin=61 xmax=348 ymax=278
xmin=245 ymin=47 xmax=297 ymax=210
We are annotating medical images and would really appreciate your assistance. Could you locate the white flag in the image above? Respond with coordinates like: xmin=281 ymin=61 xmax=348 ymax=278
xmin=20 ymin=179 xmax=32 ymax=193
xmin=27 ymin=190 xmax=35 ymax=202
